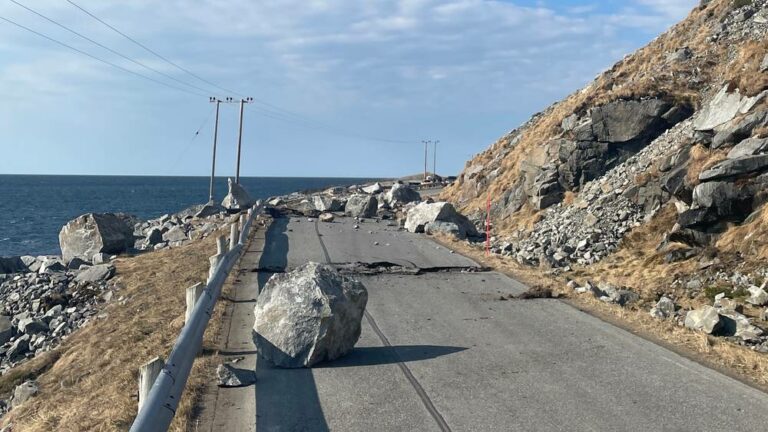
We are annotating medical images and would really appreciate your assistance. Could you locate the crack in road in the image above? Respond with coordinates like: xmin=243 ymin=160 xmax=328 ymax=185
xmin=313 ymin=219 xmax=453 ymax=432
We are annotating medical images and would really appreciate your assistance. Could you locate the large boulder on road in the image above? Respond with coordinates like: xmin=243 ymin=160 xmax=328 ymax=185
xmin=59 ymin=213 xmax=135 ymax=264
xmin=405 ymin=202 xmax=478 ymax=238
xmin=385 ymin=183 xmax=421 ymax=207
xmin=221 ymin=178 xmax=255 ymax=210
xmin=253 ymin=262 xmax=368 ymax=368
xmin=344 ymin=195 xmax=378 ymax=218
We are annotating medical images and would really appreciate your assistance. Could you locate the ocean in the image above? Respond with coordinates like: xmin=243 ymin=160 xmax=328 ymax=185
xmin=0 ymin=175 xmax=378 ymax=257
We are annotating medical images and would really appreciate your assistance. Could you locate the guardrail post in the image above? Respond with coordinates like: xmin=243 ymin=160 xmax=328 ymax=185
xmin=230 ymin=223 xmax=239 ymax=250
xmin=208 ymin=254 xmax=221 ymax=282
xmin=216 ymin=235 xmax=227 ymax=255
xmin=138 ymin=357 xmax=164 ymax=411
xmin=239 ymin=213 xmax=247 ymax=232
xmin=185 ymin=283 xmax=205 ymax=324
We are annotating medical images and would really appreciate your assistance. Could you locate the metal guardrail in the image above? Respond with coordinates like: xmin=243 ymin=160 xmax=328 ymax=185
xmin=130 ymin=203 xmax=261 ymax=432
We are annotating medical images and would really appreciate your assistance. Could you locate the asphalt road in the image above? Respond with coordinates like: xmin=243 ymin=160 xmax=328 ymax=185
xmin=200 ymin=215 xmax=768 ymax=432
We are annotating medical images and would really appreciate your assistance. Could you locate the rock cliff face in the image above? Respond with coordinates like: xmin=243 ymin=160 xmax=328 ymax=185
xmin=443 ymin=0 xmax=768 ymax=268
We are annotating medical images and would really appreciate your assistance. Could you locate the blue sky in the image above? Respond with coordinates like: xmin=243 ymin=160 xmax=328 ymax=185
xmin=0 ymin=0 xmax=697 ymax=178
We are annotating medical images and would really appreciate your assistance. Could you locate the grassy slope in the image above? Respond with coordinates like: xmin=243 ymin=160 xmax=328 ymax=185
xmin=0 ymin=232 xmax=231 ymax=431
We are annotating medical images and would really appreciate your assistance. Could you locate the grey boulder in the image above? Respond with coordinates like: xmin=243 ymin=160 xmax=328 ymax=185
xmin=253 ymin=262 xmax=368 ymax=368
xmin=747 ymin=285 xmax=768 ymax=306
xmin=344 ymin=195 xmax=378 ymax=218
xmin=59 ymin=213 xmax=135 ymax=263
xmin=75 ymin=264 xmax=115 ymax=283
xmin=162 ymin=226 xmax=188 ymax=243
xmin=361 ymin=183 xmax=383 ymax=194
xmin=684 ymin=306 xmax=721 ymax=334
xmin=216 ymin=363 xmax=256 ymax=387
xmin=727 ymin=137 xmax=768 ymax=159
xmin=385 ymin=183 xmax=421 ymax=207
xmin=221 ymin=177 xmax=255 ymax=210
xmin=313 ymin=195 xmax=344 ymax=212
xmin=0 ymin=256 xmax=27 ymax=274
xmin=699 ymin=155 xmax=768 ymax=181
xmin=650 ymin=296 xmax=676 ymax=319
xmin=590 ymin=99 xmax=671 ymax=143
xmin=0 ymin=316 xmax=14 ymax=345
xmin=405 ymin=202 xmax=478 ymax=238
xmin=12 ymin=380 xmax=38 ymax=408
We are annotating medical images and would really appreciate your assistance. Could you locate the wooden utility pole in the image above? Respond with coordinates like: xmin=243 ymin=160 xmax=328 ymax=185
xmin=208 ymin=97 xmax=223 ymax=203
xmin=433 ymin=140 xmax=439 ymax=179
xmin=422 ymin=140 xmax=431 ymax=181
xmin=235 ymin=97 xmax=253 ymax=184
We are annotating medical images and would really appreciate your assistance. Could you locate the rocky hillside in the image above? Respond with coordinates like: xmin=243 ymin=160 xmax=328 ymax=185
xmin=439 ymin=0 xmax=768 ymax=354
xmin=444 ymin=0 xmax=768 ymax=266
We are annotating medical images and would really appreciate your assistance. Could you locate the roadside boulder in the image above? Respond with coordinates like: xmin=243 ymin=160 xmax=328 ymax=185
xmin=0 ymin=257 xmax=27 ymax=274
xmin=38 ymin=258 xmax=67 ymax=274
xmin=319 ymin=213 xmax=335 ymax=223
xmin=747 ymin=284 xmax=768 ymax=306
xmin=385 ymin=183 xmax=421 ymax=207
xmin=12 ymin=381 xmax=38 ymax=408
xmin=0 ymin=316 xmax=14 ymax=345
xmin=195 ymin=202 xmax=226 ymax=218
xmin=344 ymin=195 xmax=378 ymax=218
xmin=253 ymin=262 xmax=368 ymax=368
xmin=59 ymin=213 xmax=135 ymax=263
xmin=162 ymin=226 xmax=188 ymax=243
xmin=216 ymin=363 xmax=255 ymax=387
xmin=718 ymin=310 xmax=763 ymax=341
xmin=684 ymin=306 xmax=721 ymax=334
xmin=221 ymin=178 xmax=255 ymax=210
xmin=313 ymin=195 xmax=344 ymax=212
xmin=361 ymin=183 xmax=383 ymax=194
xmin=405 ymin=202 xmax=478 ymax=238
xmin=74 ymin=264 xmax=115 ymax=283
xmin=650 ymin=296 xmax=676 ymax=319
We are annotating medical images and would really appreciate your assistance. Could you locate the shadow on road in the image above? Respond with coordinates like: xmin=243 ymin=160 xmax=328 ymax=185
xmin=255 ymin=215 xmax=330 ymax=432
xmin=256 ymin=216 xmax=289 ymax=292
xmin=316 ymin=345 xmax=467 ymax=368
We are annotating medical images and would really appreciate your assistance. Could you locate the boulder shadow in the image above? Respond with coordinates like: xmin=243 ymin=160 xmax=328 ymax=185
xmin=255 ymin=215 xmax=330 ymax=432
xmin=254 ymin=334 xmax=331 ymax=432
xmin=256 ymin=216 xmax=289 ymax=292
xmin=315 ymin=345 xmax=467 ymax=368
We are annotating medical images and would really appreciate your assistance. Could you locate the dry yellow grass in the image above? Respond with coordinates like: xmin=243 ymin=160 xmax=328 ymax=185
xmin=432 ymin=230 xmax=768 ymax=390
xmin=718 ymin=205 xmax=768 ymax=260
xmin=0 ymin=231 xmax=232 ymax=432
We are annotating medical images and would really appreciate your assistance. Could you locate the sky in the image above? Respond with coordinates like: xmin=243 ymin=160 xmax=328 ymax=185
xmin=0 ymin=0 xmax=698 ymax=178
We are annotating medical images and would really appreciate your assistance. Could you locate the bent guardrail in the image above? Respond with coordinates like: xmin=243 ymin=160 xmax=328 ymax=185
xmin=130 ymin=203 xmax=261 ymax=432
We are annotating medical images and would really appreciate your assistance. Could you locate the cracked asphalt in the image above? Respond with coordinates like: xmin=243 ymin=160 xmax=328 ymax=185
xmin=198 ymin=215 xmax=768 ymax=432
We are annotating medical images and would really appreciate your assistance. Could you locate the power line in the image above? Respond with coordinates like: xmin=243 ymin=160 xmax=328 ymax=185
xmin=63 ymin=0 xmax=416 ymax=145
xmin=9 ymin=0 xmax=216 ymax=96
xmin=0 ymin=15 xmax=207 ymax=97
xmin=65 ymin=0 xmax=239 ymax=98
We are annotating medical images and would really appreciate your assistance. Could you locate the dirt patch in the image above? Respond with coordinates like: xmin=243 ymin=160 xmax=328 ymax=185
xmin=0 ymin=229 xmax=236 ymax=432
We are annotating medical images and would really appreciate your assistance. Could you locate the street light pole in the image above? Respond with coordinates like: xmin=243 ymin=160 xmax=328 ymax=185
xmin=422 ymin=140 xmax=431 ymax=181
